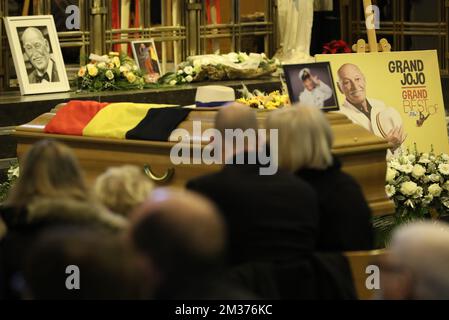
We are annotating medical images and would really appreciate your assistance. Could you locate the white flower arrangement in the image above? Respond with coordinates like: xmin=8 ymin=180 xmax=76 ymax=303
xmin=385 ymin=146 xmax=449 ymax=222
xmin=159 ymin=52 xmax=280 ymax=85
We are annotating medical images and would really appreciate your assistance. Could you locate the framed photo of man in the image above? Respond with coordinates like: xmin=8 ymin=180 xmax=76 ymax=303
xmin=131 ymin=39 xmax=161 ymax=83
xmin=4 ymin=15 xmax=70 ymax=95
xmin=283 ymin=62 xmax=339 ymax=111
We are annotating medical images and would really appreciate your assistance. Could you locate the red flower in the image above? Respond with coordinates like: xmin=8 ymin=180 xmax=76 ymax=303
xmin=322 ymin=40 xmax=352 ymax=54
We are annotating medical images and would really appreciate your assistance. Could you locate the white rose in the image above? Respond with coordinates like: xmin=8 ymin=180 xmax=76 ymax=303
xmin=442 ymin=154 xmax=449 ymax=162
xmin=390 ymin=160 xmax=402 ymax=171
xmin=429 ymin=174 xmax=441 ymax=182
xmin=120 ymin=66 xmax=130 ymax=73
xmin=412 ymin=164 xmax=426 ymax=178
xmin=105 ymin=70 xmax=114 ymax=80
xmin=183 ymin=66 xmax=194 ymax=75
xmin=400 ymin=181 xmax=418 ymax=196
xmin=439 ymin=163 xmax=449 ymax=175
xmin=400 ymin=164 xmax=413 ymax=174
xmin=413 ymin=186 xmax=423 ymax=199
xmin=169 ymin=79 xmax=177 ymax=86
xmin=177 ymin=69 xmax=184 ymax=75
xmin=408 ymin=154 xmax=416 ymax=162
xmin=185 ymin=75 xmax=193 ymax=83
xmin=385 ymin=185 xmax=396 ymax=198
xmin=443 ymin=181 xmax=449 ymax=191
xmin=386 ymin=168 xmax=397 ymax=183
xmin=419 ymin=153 xmax=431 ymax=164
xmin=400 ymin=155 xmax=411 ymax=164
xmin=428 ymin=183 xmax=443 ymax=197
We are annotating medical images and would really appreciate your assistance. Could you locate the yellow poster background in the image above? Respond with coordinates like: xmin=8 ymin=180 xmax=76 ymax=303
xmin=316 ymin=50 xmax=449 ymax=154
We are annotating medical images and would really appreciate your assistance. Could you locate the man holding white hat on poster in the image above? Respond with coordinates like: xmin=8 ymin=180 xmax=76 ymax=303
xmin=298 ymin=68 xmax=333 ymax=108
xmin=337 ymin=63 xmax=406 ymax=154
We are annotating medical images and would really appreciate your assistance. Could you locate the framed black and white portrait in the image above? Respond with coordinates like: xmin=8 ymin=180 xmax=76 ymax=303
xmin=4 ymin=15 xmax=70 ymax=95
xmin=283 ymin=62 xmax=339 ymax=111
xmin=131 ymin=39 xmax=161 ymax=82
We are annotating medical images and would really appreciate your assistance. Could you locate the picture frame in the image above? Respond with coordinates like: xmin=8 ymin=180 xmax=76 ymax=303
xmin=4 ymin=15 xmax=70 ymax=95
xmin=131 ymin=39 xmax=161 ymax=82
xmin=283 ymin=62 xmax=339 ymax=111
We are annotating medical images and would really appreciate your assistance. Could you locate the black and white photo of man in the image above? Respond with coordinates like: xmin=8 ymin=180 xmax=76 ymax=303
xmin=20 ymin=27 xmax=59 ymax=84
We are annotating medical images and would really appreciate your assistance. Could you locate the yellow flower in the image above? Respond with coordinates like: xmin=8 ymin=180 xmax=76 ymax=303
xmin=77 ymin=66 xmax=87 ymax=77
xmin=105 ymin=70 xmax=114 ymax=80
xmin=112 ymin=56 xmax=121 ymax=68
xmin=97 ymin=62 xmax=107 ymax=69
xmin=87 ymin=64 xmax=98 ymax=77
xmin=126 ymin=72 xmax=137 ymax=83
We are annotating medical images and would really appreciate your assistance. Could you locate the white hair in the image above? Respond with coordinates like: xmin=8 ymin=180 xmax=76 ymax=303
xmin=266 ymin=104 xmax=334 ymax=172
xmin=390 ymin=221 xmax=449 ymax=299
xmin=94 ymin=165 xmax=154 ymax=217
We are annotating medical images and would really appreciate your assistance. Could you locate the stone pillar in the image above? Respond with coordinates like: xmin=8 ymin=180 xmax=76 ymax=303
xmin=186 ymin=0 xmax=202 ymax=56
xmin=90 ymin=0 xmax=107 ymax=55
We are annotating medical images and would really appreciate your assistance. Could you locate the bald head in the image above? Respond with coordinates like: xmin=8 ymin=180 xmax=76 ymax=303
xmin=215 ymin=103 xmax=258 ymax=134
xmin=337 ymin=63 xmax=367 ymax=106
xmin=21 ymin=27 xmax=50 ymax=73
xmin=21 ymin=27 xmax=45 ymax=43
xmin=130 ymin=188 xmax=226 ymax=272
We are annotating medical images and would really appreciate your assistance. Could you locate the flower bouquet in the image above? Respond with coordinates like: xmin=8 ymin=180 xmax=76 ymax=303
xmin=322 ymin=40 xmax=352 ymax=54
xmin=236 ymin=84 xmax=289 ymax=110
xmin=375 ymin=146 xmax=449 ymax=245
xmin=76 ymin=52 xmax=156 ymax=92
xmin=159 ymin=52 xmax=280 ymax=85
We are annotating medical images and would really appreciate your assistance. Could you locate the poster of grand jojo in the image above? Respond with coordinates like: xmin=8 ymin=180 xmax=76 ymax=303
xmin=316 ymin=50 xmax=449 ymax=156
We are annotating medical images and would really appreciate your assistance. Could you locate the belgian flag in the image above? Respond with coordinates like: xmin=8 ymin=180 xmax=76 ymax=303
xmin=45 ymin=100 xmax=191 ymax=142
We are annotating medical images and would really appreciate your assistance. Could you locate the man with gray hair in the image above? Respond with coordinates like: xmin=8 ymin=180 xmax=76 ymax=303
xmin=21 ymin=27 xmax=59 ymax=84
xmin=379 ymin=221 xmax=449 ymax=300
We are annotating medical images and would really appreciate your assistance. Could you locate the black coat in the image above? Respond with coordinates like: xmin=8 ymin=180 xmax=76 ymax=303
xmin=295 ymin=157 xmax=374 ymax=252
xmin=187 ymin=159 xmax=320 ymax=266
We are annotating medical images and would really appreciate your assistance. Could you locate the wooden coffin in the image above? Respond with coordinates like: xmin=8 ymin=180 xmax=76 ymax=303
xmin=13 ymin=106 xmax=394 ymax=216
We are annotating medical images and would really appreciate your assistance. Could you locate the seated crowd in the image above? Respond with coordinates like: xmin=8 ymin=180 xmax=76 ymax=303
xmin=0 ymin=103 xmax=448 ymax=300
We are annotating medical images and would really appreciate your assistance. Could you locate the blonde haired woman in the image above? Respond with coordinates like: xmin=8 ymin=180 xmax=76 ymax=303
xmin=267 ymin=105 xmax=373 ymax=251
xmin=0 ymin=139 xmax=127 ymax=232
xmin=94 ymin=165 xmax=154 ymax=217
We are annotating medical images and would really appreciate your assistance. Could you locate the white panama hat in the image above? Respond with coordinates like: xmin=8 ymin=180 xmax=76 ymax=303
xmin=195 ymin=85 xmax=236 ymax=108
xmin=374 ymin=107 xmax=403 ymax=138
